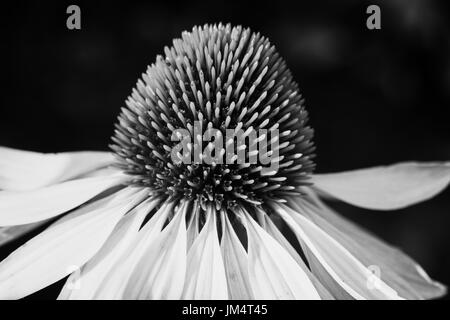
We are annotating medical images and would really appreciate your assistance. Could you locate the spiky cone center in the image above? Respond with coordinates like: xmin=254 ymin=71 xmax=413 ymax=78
xmin=111 ymin=23 xmax=315 ymax=213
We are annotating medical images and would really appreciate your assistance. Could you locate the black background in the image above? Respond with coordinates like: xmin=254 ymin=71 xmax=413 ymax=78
xmin=0 ymin=0 xmax=449 ymax=299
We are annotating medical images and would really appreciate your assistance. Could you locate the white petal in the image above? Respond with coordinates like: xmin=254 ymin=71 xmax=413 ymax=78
xmin=277 ymin=199 xmax=358 ymax=300
xmin=124 ymin=201 xmax=188 ymax=299
xmin=220 ymin=211 xmax=253 ymax=299
xmin=261 ymin=213 xmax=334 ymax=300
xmin=57 ymin=198 xmax=159 ymax=300
xmin=299 ymin=245 xmax=354 ymax=300
xmin=288 ymin=193 xmax=446 ymax=299
xmin=312 ymin=162 xmax=450 ymax=210
xmin=186 ymin=202 xmax=200 ymax=250
xmin=0 ymin=147 xmax=114 ymax=191
xmin=241 ymin=208 xmax=321 ymax=300
xmin=93 ymin=201 xmax=173 ymax=299
xmin=0 ymin=173 xmax=127 ymax=226
xmin=182 ymin=207 xmax=228 ymax=299
xmin=275 ymin=203 xmax=403 ymax=300
xmin=0 ymin=221 xmax=48 ymax=247
xmin=0 ymin=187 xmax=148 ymax=299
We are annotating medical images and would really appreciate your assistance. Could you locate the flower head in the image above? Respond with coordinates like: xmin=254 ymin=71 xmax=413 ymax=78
xmin=0 ymin=23 xmax=449 ymax=300
xmin=110 ymin=24 xmax=315 ymax=210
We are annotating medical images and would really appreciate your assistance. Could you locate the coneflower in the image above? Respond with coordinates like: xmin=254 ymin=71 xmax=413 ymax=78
xmin=0 ymin=23 xmax=449 ymax=300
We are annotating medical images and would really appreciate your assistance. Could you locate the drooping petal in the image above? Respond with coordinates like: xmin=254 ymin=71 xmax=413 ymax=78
xmin=0 ymin=173 xmax=127 ymax=226
xmin=275 ymin=203 xmax=403 ymax=300
xmin=312 ymin=162 xmax=450 ymax=210
xmin=241 ymin=208 xmax=321 ymax=300
xmin=0 ymin=221 xmax=49 ymax=247
xmin=288 ymin=193 xmax=446 ymax=299
xmin=57 ymin=198 xmax=159 ymax=300
xmin=261 ymin=213 xmax=334 ymax=300
xmin=93 ymin=201 xmax=174 ymax=299
xmin=124 ymin=201 xmax=188 ymax=299
xmin=0 ymin=147 xmax=114 ymax=191
xmin=297 ymin=244 xmax=354 ymax=300
xmin=182 ymin=207 xmax=228 ymax=299
xmin=0 ymin=187 xmax=148 ymax=299
xmin=220 ymin=211 xmax=253 ymax=299
xmin=186 ymin=202 xmax=200 ymax=250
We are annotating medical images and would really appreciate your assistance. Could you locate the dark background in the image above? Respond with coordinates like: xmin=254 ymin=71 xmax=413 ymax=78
xmin=0 ymin=0 xmax=449 ymax=299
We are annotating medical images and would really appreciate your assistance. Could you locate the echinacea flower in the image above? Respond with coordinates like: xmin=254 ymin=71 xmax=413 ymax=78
xmin=0 ymin=23 xmax=449 ymax=300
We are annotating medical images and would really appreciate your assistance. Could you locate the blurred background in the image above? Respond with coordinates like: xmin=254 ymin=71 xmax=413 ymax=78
xmin=0 ymin=0 xmax=449 ymax=299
